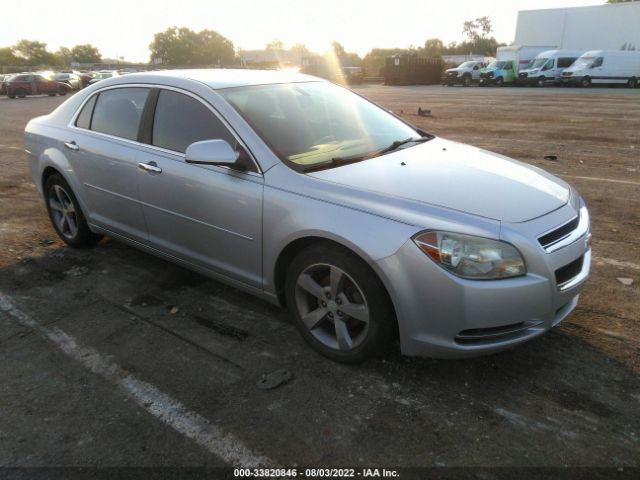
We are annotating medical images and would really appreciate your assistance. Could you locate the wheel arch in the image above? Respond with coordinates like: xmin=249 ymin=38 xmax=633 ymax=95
xmin=272 ymin=235 xmax=399 ymax=328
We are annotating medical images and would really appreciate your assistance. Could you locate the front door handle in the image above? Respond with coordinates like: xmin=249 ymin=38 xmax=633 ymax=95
xmin=64 ymin=141 xmax=79 ymax=151
xmin=138 ymin=161 xmax=162 ymax=174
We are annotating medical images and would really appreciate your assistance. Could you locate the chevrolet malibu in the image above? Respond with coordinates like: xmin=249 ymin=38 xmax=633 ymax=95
xmin=24 ymin=70 xmax=591 ymax=363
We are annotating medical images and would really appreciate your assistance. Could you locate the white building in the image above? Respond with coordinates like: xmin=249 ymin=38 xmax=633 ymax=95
xmin=515 ymin=2 xmax=640 ymax=52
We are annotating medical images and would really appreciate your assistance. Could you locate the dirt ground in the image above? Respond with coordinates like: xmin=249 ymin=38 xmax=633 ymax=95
xmin=0 ymin=85 xmax=639 ymax=471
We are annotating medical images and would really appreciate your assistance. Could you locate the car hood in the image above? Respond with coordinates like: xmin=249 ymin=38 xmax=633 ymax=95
xmin=307 ymin=138 xmax=570 ymax=223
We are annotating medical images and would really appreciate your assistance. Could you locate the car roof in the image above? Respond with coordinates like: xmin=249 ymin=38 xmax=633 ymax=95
xmin=111 ymin=68 xmax=321 ymax=89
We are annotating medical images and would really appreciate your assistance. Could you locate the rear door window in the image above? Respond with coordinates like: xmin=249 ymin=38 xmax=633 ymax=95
xmin=151 ymin=89 xmax=235 ymax=153
xmin=91 ymin=88 xmax=149 ymax=141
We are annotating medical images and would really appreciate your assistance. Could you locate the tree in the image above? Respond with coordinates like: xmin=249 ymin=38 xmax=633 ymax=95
xmin=0 ymin=47 xmax=21 ymax=66
xmin=463 ymin=16 xmax=493 ymax=42
xmin=423 ymin=38 xmax=444 ymax=57
xmin=71 ymin=44 xmax=102 ymax=63
xmin=266 ymin=39 xmax=284 ymax=50
xmin=331 ymin=41 xmax=346 ymax=58
xmin=149 ymin=26 xmax=235 ymax=66
xmin=12 ymin=39 xmax=54 ymax=65
xmin=55 ymin=47 xmax=72 ymax=66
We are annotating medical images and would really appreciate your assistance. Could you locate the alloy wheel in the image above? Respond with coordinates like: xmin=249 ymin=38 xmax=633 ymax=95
xmin=294 ymin=263 xmax=370 ymax=351
xmin=48 ymin=184 xmax=78 ymax=239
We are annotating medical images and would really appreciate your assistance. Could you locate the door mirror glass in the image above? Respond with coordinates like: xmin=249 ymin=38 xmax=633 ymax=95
xmin=185 ymin=139 xmax=242 ymax=168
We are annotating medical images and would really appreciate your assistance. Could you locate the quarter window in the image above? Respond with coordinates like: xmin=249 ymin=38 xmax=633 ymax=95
xmin=75 ymin=95 xmax=97 ymax=129
xmin=152 ymin=89 xmax=234 ymax=153
xmin=91 ymin=88 xmax=149 ymax=141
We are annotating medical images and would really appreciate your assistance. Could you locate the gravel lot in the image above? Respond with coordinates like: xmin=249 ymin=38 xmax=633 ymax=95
xmin=0 ymin=85 xmax=638 ymax=472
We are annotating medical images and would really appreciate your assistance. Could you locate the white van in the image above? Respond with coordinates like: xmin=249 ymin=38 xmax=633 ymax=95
xmin=517 ymin=50 xmax=583 ymax=87
xmin=561 ymin=50 xmax=640 ymax=88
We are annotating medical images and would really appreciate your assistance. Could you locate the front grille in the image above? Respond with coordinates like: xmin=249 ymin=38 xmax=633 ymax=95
xmin=555 ymin=256 xmax=584 ymax=287
xmin=455 ymin=320 xmax=544 ymax=345
xmin=538 ymin=216 xmax=580 ymax=250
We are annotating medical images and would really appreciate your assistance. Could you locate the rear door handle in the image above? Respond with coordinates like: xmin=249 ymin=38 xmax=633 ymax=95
xmin=138 ymin=161 xmax=162 ymax=174
xmin=64 ymin=141 xmax=79 ymax=151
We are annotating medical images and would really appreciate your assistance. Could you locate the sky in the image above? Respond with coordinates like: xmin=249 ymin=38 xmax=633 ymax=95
xmin=0 ymin=0 xmax=605 ymax=62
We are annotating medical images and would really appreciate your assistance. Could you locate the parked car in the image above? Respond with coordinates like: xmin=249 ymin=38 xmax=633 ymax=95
xmin=0 ymin=74 xmax=7 ymax=95
xmin=442 ymin=60 xmax=486 ymax=86
xmin=88 ymin=70 xmax=120 ymax=85
xmin=560 ymin=50 xmax=640 ymax=88
xmin=25 ymin=70 xmax=591 ymax=363
xmin=517 ymin=50 xmax=582 ymax=87
xmin=479 ymin=60 xmax=516 ymax=86
xmin=339 ymin=66 xmax=363 ymax=84
xmin=5 ymin=74 xmax=70 ymax=98
xmin=54 ymin=72 xmax=82 ymax=90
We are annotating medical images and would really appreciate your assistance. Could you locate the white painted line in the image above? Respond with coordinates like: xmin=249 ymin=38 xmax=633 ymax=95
xmin=562 ymin=175 xmax=640 ymax=186
xmin=0 ymin=292 xmax=271 ymax=468
xmin=0 ymin=144 xmax=23 ymax=151
xmin=593 ymin=257 xmax=640 ymax=271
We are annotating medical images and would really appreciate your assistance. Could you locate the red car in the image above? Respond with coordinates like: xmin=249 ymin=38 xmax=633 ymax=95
xmin=5 ymin=74 xmax=70 ymax=99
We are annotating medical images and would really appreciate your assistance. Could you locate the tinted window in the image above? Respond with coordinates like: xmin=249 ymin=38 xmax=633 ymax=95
xmin=91 ymin=88 xmax=149 ymax=141
xmin=557 ymin=57 xmax=576 ymax=69
xmin=152 ymin=90 xmax=234 ymax=153
xmin=75 ymin=95 xmax=97 ymax=129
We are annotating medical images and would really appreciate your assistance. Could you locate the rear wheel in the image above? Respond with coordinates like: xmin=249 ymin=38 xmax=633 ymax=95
xmin=44 ymin=174 xmax=102 ymax=248
xmin=17 ymin=88 xmax=27 ymax=98
xmin=285 ymin=243 xmax=396 ymax=363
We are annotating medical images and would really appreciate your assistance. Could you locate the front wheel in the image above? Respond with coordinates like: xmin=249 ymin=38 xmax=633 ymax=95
xmin=285 ymin=244 xmax=396 ymax=363
xmin=44 ymin=174 xmax=102 ymax=248
xmin=495 ymin=77 xmax=504 ymax=87
xmin=537 ymin=77 xmax=546 ymax=87
xmin=581 ymin=76 xmax=591 ymax=88
xmin=462 ymin=75 xmax=471 ymax=87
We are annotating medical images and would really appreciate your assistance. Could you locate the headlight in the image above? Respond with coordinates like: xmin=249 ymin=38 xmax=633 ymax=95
xmin=413 ymin=231 xmax=526 ymax=279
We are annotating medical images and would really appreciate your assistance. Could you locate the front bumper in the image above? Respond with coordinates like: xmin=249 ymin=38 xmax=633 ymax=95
xmin=376 ymin=201 xmax=591 ymax=358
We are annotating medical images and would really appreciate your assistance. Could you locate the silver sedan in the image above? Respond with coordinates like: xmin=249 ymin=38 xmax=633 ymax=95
xmin=24 ymin=70 xmax=591 ymax=363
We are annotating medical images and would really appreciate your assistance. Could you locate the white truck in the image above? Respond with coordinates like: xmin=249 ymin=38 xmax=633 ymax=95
xmin=442 ymin=60 xmax=487 ymax=87
xmin=516 ymin=50 xmax=583 ymax=87
xmin=479 ymin=45 xmax=556 ymax=86
xmin=560 ymin=50 xmax=640 ymax=88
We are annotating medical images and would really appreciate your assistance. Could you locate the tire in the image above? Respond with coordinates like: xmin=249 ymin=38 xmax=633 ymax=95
xmin=58 ymin=86 xmax=67 ymax=96
xmin=627 ymin=77 xmax=638 ymax=88
xmin=537 ymin=77 xmax=546 ymax=87
xmin=44 ymin=174 xmax=102 ymax=248
xmin=285 ymin=243 xmax=396 ymax=363
xmin=495 ymin=77 xmax=504 ymax=87
xmin=462 ymin=75 xmax=471 ymax=87
xmin=581 ymin=76 xmax=591 ymax=88
xmin=17 ymin=89 xmax=27 ymax=98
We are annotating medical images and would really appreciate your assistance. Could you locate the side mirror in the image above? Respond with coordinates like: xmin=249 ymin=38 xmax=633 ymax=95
xmin=185 ymin=139 xmax=249 ymax=171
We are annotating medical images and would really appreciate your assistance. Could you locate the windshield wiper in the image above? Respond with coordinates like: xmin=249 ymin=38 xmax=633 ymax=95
xmin=302 ymin=136 xmax=431 ymax=173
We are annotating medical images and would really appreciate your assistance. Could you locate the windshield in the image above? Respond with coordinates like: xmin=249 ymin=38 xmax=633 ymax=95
xmin=529 ymin=58 xmax=548 ymax=69
xmin=220 ymin=82 xmax=423 ymax=169
xmin=458 ymin=61 xmax=476 ymax=68
xmin=572 ymin=56 xmax=595 ymax=68
xmin=487 ymin=61 xmax=507 ymax=69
